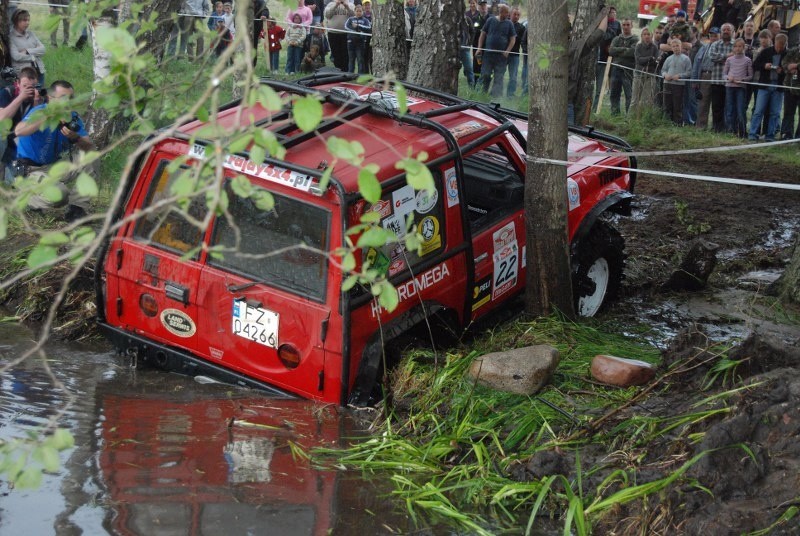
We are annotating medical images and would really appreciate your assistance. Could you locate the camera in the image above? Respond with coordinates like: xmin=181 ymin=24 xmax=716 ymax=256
xmin=34 ymin=84 xmax=47 ymax=97
xmin=61 ymin=111 xmax=81 ymax=132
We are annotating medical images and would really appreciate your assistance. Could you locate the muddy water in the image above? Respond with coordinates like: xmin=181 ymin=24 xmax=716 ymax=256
xmin=0 ymin=321 xmax=420 ymax=535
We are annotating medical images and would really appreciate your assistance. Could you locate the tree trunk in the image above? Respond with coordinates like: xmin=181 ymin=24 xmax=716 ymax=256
xmin=406 ymin=0 xmax=462 ymax=94
xmin=0 ymin=0 xmax=9 ymax=66
xmin=571 ymin=0 xmax=604 ymax=123
xmin=371 ymin=0 xmax=409 ymax=80
xmin=86 ymin=11 xmax=117 ymax=147
xmin=524 ymin=0 xmax=574 ymax=318
xmin=137 ymin=0 xmax=184 ymax=58
xmin=770 ymin=237 xmax=800 ymax=304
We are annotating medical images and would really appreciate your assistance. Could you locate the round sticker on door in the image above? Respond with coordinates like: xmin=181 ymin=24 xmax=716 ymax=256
xmin=415 ymin=188 xmax=438 ymax=214
xmin=161 ymin=308 xmax=197 ymax=338
xmin=419 ymin=216 xmax=442 ymax=256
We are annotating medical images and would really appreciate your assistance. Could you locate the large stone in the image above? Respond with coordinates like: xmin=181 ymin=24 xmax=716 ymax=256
xmin=663 ymin=239 xmax=720 ymax=291
xmin=468 ymin=345 xmax=560 ymax=396
xmin=590 ymin=354 xmax=656 ymax=387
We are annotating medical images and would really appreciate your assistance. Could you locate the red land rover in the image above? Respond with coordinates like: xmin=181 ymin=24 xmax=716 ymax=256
xmin=96 ymin=74 xmax=637 ymax=405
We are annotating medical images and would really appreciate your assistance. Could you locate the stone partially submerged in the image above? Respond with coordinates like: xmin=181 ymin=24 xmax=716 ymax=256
xmin=468 ymin=345 xmax=560 ymax=396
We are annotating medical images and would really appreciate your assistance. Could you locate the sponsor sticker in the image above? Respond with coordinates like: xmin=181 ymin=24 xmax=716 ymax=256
xmin=188 ymin=145 xmax=313 ymax=192
xmin=492 ymin=243 xmax=519 ymax=300
xmin=369 ymin=199 xmax=393 ymax=219
xmin=445 ymin=167 xmax=459 ymax=208
xmin=382 ymin=214 xmax=406 ymax=239
xmin=567 ymin=178 xmax=580 ymax=211
xmin=364 ymin=247 xmax=390 ymax=274
xmin=388 ymin=257 xmax=407 ymax=276
xmin=471 ymin=277 xmax=492 ymax=311
xmin=493 ymin=222 xmax=516 ymax=250
xmin=371 ymin=262 xmax=451 ymax=317
xmin=415 ymin=188 xmax=438 ymax=214
xmin=392 ymin=185 xmax=416 ymax=219
xmin=160 ymin=308 xmax=197 ymax=338
xmin=449 ymin=120 xmax=487 ymax=139
xmin=209 ymin=347 xmax=224 ymax=360
xmin=419 ymin=216 xmax=442 ymax=256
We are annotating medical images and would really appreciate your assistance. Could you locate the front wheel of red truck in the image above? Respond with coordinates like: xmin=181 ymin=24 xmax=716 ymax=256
xmin=572 ymin=221 xmax=625 ymax=317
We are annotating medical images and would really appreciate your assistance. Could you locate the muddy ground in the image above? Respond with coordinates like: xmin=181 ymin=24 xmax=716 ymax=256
xmin=582 ymin=151 xmax=800 ymax=534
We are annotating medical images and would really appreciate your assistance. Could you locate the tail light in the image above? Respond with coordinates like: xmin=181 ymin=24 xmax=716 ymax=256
xmin=278 ymin=344 xmax=301 ymax=369
xmin=139 ymin=293 xmax=158 ymax=317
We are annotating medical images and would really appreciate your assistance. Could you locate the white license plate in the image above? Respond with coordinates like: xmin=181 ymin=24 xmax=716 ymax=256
xmin=232 ymin=300 xmax=279 ymax=348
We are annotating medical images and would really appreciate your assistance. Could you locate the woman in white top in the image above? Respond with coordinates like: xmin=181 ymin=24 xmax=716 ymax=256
xmin=10 ymin=10 xmax=46 ymax=85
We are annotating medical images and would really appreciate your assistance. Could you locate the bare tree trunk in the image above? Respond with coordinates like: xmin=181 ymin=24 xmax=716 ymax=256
xmin=571 ymin=0 xmax=604 ymax=123
xmin=86 ymin=10 xmax=117 ymax=147
xmin=0 ymin=0 xmax=9 ymax=66
xmin=371 ymin=0 xmax=409 ymax=80
xmin=770 ymin=237 xmax=800 ymax=304
xmin=406 ymin=0 xmax=462 ymax=94
xmin=137 ymin=0 xmax=184 ymax=58
xmin=524 ymin=0 xmax=574 ymax=318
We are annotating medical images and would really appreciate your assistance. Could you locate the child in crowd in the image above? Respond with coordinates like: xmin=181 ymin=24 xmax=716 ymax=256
xmin=661 ymin=38 xmax=692 ymax=125
xmin=723 ymin=38 xmax=753 ymax=137
xmin=213 ymin=18 xmax=233 ymax=57
xmin=208 ymin=1 xmax=225 ymax=32
xmin=222 ymin=1 xmax=235 ymax=38
xmin=345 ymin=4 xmax=371 ymax=74
xmin=263 ymin=18 xmax=285 ymax=73
xmin=301 ymin=44 xmax=325 ymax=73
xmin=285 ymin=13 xmax=307 ymax=74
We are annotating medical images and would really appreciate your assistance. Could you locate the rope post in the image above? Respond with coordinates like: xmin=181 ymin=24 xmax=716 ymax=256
xmin=596 ymin=57 xmax=613 ymax=114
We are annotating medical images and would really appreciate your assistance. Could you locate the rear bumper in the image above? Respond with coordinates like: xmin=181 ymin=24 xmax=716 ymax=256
xmin=98 ymin=322 xmax=296 ymax=399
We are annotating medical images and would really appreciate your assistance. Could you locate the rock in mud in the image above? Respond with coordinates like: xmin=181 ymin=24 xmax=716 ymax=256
xmin=662 ymin=239 xmax=719 ymax=291
xmin=468 ymin=345 xmax=559 ymax=396
xmin=590 ymin=354 xmax=655 ymax=387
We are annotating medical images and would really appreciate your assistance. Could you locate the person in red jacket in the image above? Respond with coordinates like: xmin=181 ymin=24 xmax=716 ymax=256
xmin=262 ymin=19 xmax=285 ymax=73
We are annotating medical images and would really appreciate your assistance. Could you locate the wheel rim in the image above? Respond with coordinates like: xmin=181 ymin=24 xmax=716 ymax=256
xmin=578 ymin=258 xmax=610 ymax=317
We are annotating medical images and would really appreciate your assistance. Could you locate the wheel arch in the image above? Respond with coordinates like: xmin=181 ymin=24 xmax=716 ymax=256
xmin=571 ymin=190 xmax=633 ymax=251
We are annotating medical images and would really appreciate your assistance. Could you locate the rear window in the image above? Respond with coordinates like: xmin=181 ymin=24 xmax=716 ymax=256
xmin=209 ymin=183 xmax=330 ymax=301
xmin=133 ymin=162 xmax=208 ymax=257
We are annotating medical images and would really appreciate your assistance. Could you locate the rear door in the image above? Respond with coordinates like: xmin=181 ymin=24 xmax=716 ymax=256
xmin=195 ymin=181 xmax=336 ymax=401
xmin=104 ymin=158 xmax=208 ymax=354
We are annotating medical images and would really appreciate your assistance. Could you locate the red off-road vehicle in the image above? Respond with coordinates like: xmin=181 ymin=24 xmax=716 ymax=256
xmin=96 ymin=74 xmax=636 ymax=405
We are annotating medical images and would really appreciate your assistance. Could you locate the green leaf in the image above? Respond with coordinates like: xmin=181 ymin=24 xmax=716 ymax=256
xmin=70 ymin=227 xmax=96 ymax=247
xmin=95 ymin=27 xmax=138 ymax=60
xmin=341 ymin=274 xmax=359 ymax=291
xmin=378 ymin=282 xmax=399 ymax=312
xmin=327 ymin=137 xmax=365 ymax=165
xmin=228 ymin=133 xmax=254 ymax=154
xmin=249 ymin=144 xmax=266 ymax=166
xmin=358 ymin=167 xmax=381 ymax=203
xmin=359 ymin=211 xmax=381 ymax=224
xmin=254 ymin=129 xmax=286 ymax=159
xmin=258 ymin=85 xmax=283 ymax=111
xmin=230 ymin=175 xmax=253 ymax=198
xmin=293 ymin=96 xmax=323 ymax=133
xmin=341 ymin=252 xmax=356 ymax=272
xmin=251 ymin=190 xmax=274 ymax=211
xmin=0 ymin=207 xmax=7 ymax=240
xmin=319 ymin=166 xmax=333 ymax=191
xmin=395 ymin=83 xmax=408 ymax=116
xmin=405 ymin=232 xmax=422 ymax=254
xmin=75 ymin=173 xmax=99 ymax=198
xmin=39 ymin=446 xmax=61 ymax=473
xmin=41 ymin=185 xmax=65 ymax=204
xmin=27 ymin=245 xmax=58 ymax=269
xmin=357 ymin=227 xmax=393 ymax=248
xmin=40 ymin=232 xmax=70 ymax=247
xmin=397 ymin=157 xmax=435 ymax=193
xmin=48 ymin=161 xmax=72 ymax=180
xmin=537 ymin=56 xmax=550 ymax=70
xmin=170 ymin=173 xmax=196 ymax=197
xmin=196 ymin=106 xmax=209 ymax=122
xmin=15 ymin=467 xmax=43 ymax=489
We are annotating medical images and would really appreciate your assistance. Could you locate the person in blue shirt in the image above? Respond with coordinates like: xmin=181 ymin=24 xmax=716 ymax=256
xmin=14 ymin=80 xmax=94 ymax=221
xmin=345 ymin=5 xmax=371 ymax=74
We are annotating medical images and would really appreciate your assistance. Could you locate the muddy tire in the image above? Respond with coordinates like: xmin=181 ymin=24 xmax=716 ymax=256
xmin=572 ymin=221 xmax=625 ymax=317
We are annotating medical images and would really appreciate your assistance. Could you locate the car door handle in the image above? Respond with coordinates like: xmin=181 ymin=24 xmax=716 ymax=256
xmin=474 ymin=253 xmax=489 ymax=264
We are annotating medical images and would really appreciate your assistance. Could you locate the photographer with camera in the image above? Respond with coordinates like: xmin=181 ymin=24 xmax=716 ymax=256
xmin=13 ymin=80 xmax=94 ymax=221
xmin=0 ymin=66 xmax=44 ymax=184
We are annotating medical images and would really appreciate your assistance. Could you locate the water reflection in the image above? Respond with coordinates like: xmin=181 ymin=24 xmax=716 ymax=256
xmin=0 ymin=322 xmax=414 ymax=535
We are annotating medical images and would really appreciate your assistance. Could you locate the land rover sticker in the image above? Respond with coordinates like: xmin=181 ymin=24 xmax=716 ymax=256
xmin=415 ymin=188 xmax=438 ymax=214
xmin=232 ymin=300 xmax=279 ymax=348
xmin=160 ymin=309 xmax=197 ymax=338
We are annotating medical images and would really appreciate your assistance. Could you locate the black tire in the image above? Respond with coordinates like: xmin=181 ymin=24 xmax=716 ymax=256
xmin=571 ymin=220 xmax=625 ymax=317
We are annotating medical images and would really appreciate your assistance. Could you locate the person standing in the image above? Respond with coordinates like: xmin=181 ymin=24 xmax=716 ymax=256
xmin=459 ymin=7 xmax=475 ymax=87
xmin=781 ymin=45 xmax=800 ymax=139
xmin=476 ymin=3 xmax=516 ymax=99
xmin=630 ymin=27 xmax=658 ymax=116
xmin=749 ymin=33 xmax=788 ymax=141
xmin=49 ymin=0 xmax=70 ymax=48
xmin=608 ymin=17 xmax=638 ymax=114
xmin=9 ymin=10 xmax=46 ymax=86
xmin=708 ymin=23 xmax=734 ymax=132
xmin=661 ymin=38 xmax=692 ymax=125
xmin=285 ymin=14 xmax=308 ymax=74
xmin=286 ymin=0 xmax=313 ymax=28
xmin=506 ymin=7 xmax=525 ymax=97
xmin=345 ymin=4 xmax=371 ymax=74
xmin=324 ymin=0 xmax=355 ymax=71
xmin=469 ymin=0 xmax=489 ymax=87
xmin=169 ymin=0 xmax=210 ymax=58
xmin=594 ymin=5 xmax=621 ymax=105
xmin=723 ymin=38 xmax=753 ymax=137
xmin=693 ymin=27 xmax=720 ymax=129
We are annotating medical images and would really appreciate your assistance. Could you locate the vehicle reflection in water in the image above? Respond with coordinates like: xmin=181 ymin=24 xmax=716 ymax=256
xmin=0 ymin=320 xmax=413 ymax=535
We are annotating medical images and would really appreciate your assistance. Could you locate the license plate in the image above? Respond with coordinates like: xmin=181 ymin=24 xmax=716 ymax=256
xmin=232 ymin=300 xmax=279 ymax=348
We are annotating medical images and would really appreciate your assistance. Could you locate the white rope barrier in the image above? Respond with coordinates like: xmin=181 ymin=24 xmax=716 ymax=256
xmin=567 ymin=137 xmax=800 ymax=158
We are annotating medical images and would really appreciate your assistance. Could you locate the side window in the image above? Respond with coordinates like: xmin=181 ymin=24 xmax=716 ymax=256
xmin=461 ymin=144 xmax=524 ymax=231
xmin=133 ymin=162 xmax=208 ymax=256
xmin=362 ymin=170 xmax=445 ymax=278
xmin=209 ymin=183 xmax=330 ymax=301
